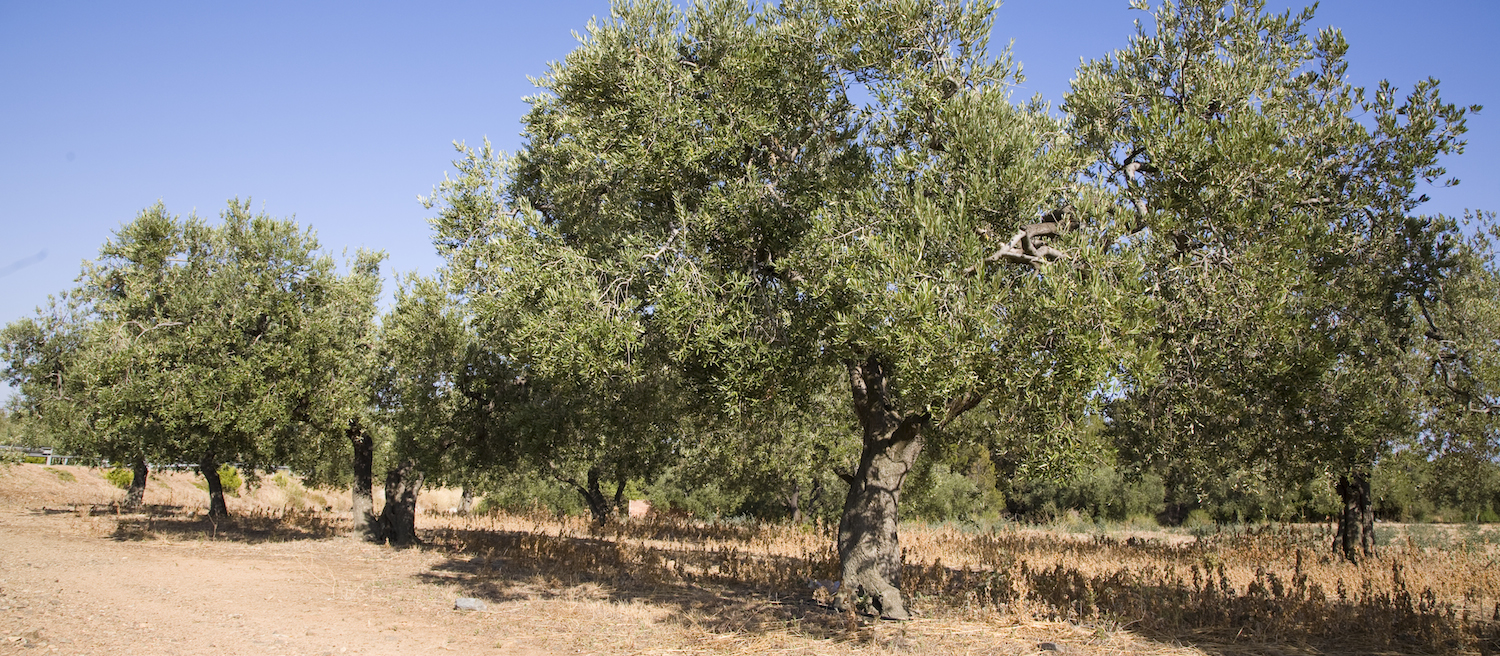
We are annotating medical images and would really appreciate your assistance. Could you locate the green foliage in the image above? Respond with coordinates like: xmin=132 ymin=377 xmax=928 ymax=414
xmin=2 ymin=201 xmax=384 ymax=515
xmin=1083 ymin=0 xmax=1483 ymax=535
xmin=1182 ymin=509 xmax=1215 ymax=530
xmin=474 ymin=471 xmax=586 ymax=517
xmin=905 ymin=441 xmax=1006 ymax=523
xmin=195 ymin=465 xmax=243 ymax=497
xmin=105 ymin=467 xmax=133 ymax=489
xmin=643 ymin=468 xmax=746 ymax=520
xmin=43 ymin=467 xmax=75 ymax=483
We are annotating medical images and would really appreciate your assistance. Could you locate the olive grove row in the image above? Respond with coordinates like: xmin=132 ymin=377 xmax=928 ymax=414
xmin=4 ymin=0 xmax=1497 ymax=620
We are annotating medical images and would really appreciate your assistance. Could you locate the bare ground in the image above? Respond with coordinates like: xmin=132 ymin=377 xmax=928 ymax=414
xmin=0 ymin=464 xmax=1346 ymax=655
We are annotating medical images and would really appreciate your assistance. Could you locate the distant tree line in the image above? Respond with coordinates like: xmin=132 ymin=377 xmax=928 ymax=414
xmin=3 ymin=0 xmax=1497 ymax=620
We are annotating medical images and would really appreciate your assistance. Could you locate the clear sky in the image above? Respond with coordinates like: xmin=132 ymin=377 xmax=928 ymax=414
xmin=2 ymin=1 xmax=1497 ymax=404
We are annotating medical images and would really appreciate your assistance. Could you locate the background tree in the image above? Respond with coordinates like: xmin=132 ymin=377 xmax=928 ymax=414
xmin=375 ymin=273 xmax=528 ymax=544
xmin=4 ymin=201 xmax=359 ymax=517
xmin=1411 ymin=212 xmax=1500 ymax=521
xmin=1072 ymin=0 xmax=1477 ymax=559
xmin=285 ymin=249 xmax=385 ymax=532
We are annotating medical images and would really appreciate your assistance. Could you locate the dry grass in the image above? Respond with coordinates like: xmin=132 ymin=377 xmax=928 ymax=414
xmin=6 ymin=465 xmax=1497 ymax=654
xmin=418 ymin=511 xmax=1500 ymax=654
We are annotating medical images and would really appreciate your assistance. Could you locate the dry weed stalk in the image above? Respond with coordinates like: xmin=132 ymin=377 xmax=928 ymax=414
xmin=422 ymin=512 xmax=1500 ymax=653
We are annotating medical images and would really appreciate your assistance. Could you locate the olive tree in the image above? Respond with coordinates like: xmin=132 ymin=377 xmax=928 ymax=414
xmin=428 ymin=0 xmax=1132 ymax=619
xmin=4 ymin=201 xmax=366 ymax=517
xmin=1073 ymin=0 xmax=1478 ymax=559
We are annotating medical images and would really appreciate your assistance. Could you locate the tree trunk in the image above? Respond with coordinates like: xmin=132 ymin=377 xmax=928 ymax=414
xmin=200 ymin=454 xmax=228 ymax=518
xmin=1334 ymin=471 xmax=1375 ymax=561
xmin=785 ymin=481 xmax=804 ymax=524
xmin=377 ymin=458 xmax=423 ymax=547
xmin=579 ymin=466 xmax=612 ymax=526
xmin=458 ymin=486 xmax=476 ymax=515
xmin=124 ymin=457 xmax=148 ymax=511
xmin=348 ymin=417 xmax=376 ymax=536
xmin=837 ymin=355 xmax=927 ymax=620
xmin=612 ymin=478 xmax=627 ymax=518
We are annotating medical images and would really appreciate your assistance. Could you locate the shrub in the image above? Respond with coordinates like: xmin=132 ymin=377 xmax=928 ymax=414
xmin=105 ymin=468 xmax=133 ymax=489
xmin=478 ymin=470 xmax=587 ymax=517
xmin=1183 ymin=508 xmax=1215 ymax=529
xmin=194 ymin=464 xmax=244 ymax=497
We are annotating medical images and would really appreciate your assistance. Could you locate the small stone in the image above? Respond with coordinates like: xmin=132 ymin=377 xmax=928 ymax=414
xmin=454 ymin=597 xmax=486 ymax=611
xmin=1038 ymin=642 xmax=1066 ymax=653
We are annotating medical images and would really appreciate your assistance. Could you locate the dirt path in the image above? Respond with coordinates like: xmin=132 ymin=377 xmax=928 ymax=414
xmin=0 ymin=507 xmax=545 ymax=655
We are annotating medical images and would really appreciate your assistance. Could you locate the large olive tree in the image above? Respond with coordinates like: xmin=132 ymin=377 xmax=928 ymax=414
xmin=428 ymin=0 xmax=1129 ymax=619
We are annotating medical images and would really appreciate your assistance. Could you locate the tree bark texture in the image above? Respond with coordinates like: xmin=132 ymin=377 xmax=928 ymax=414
xmin=1334 ymin=471 xmax=1375 ymax=561
xmin=348 ymin=417 xmax=376 ymax=536
xmin=579 ymin=466 xmax=613 ymax=526
xmin=124 ymin=457 xmax=148 ymax=511
xmin=612 ymin=478 xmax=627 ymax=518
xmin=377 ymin=458 xmax=424 ymax=547
xmin=837 ymin=355 xmax=927 ymax=620
xmin=785 ymin=482 xmax=804 ymax=525
xmin=200 ymin=454 xmax=228 ymax=518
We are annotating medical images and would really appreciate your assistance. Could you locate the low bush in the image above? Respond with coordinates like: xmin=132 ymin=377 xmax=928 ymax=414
xmin=193 ymin=465 xmax=243 ymax=496
xmin=105 ymin=467 xmax=133 ymax=489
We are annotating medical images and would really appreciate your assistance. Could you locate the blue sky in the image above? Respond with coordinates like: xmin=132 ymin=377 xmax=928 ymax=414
xmin=2 ymin=1 xmax=1497 ymax=403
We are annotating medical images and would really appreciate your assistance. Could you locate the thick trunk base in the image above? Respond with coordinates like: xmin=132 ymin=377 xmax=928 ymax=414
xmin=1333 ymin=472 xmax=1375 ymax=561
xmin=580 ymin=466 xmax=613 ymax=526
xmin=376 ymin=459 xmax=423 ymax=547
xmin=349 ymin=419 xmax=376 ymax=537
xmin=123 ymin=457 xmax=148 ymax=511
xmin=200 ymin=455 xmax=228 ymax=518
xmin=458 ymin=486 xmax=476 ymax=515
xmin=836 ymin=356 xmax=926 ymax=621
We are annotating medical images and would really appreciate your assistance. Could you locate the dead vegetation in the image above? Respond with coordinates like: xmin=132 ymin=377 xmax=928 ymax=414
xmin=417 ymin=511 xmax=1500 ymax=654
xmin=5 ymin=464 xmax=1499 ymax=654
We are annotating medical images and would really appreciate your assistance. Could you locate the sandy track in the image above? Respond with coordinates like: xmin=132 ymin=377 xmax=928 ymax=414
xmin=0 ymin=507 xmax=547 ymax=655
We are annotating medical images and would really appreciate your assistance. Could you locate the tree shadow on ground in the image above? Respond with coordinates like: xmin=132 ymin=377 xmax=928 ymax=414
xmin=99 ymin=505 xmax=342 ymax=543
xmin=413 ymin=526 xmax=856 ymax=641
xmin=406 ymin=524 xmax=1499 ymax=656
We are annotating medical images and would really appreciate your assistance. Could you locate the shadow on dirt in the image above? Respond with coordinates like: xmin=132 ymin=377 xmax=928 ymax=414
xmin=412 ymin=526 xmax=856 ymax=641
xmin=99 ymin=506 xmax=342 ymax=543
xmin=403 ymin=522 xmax=1500 ymax=656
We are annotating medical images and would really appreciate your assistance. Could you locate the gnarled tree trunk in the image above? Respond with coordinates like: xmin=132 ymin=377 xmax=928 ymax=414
xmin=837 ymin=356 xmax=927 ymax=620
xmin=1334 ymin=471 xmax=1375 ymax=561
xmin=200 ymin=454 xmax=228 ymax=518
xmin=581 ymin=466 xmax=613 ymax=525
xmin=124 ymin=457 xmax=148 ymax=511
xmin=377 ymin=458 xmax=423 ymax=547
xmin=348 ymin=417 xmax=376 ymax=537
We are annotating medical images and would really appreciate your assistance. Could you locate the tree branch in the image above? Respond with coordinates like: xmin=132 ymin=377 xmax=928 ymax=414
xmin=963 ymin=207 xmax=1078 ymax=276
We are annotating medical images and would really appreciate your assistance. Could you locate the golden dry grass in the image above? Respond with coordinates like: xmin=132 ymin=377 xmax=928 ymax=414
xmin=4 ymin=464 xmax=1497 ymax=654
xmin=420 ymin=510 xmax=1500 ymax=654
